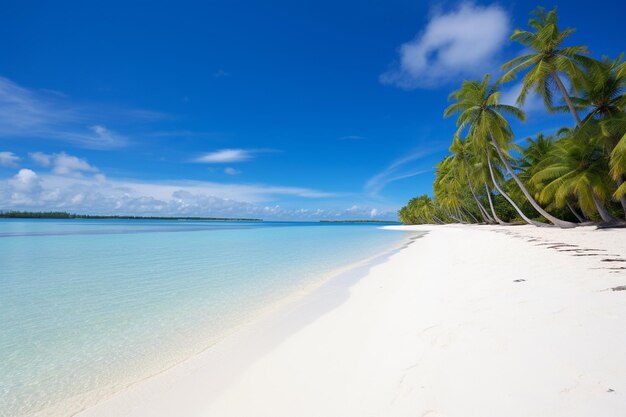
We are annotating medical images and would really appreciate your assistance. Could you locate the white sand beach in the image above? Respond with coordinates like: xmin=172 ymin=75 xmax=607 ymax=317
xmin=77 ymin=225 xmax=626 ymax=417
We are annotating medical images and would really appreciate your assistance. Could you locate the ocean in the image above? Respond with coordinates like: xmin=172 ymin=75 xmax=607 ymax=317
xmin=0 ymin=219 xmax=411 ymax=417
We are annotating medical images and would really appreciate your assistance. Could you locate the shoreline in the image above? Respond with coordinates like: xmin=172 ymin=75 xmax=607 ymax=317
xmin=56 ymin=229 xmax=418 ymax=417
xmin=77 ymin=224 xmax=625 ymax=417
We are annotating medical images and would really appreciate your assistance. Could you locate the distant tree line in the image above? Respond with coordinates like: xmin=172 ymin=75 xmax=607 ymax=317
xmin=0 ymin=211 xmax=262 ymax=221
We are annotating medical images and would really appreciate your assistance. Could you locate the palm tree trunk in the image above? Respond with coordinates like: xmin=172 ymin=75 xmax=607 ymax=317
xmin=487 ymin=156 xmax=539 ymax=226
xmin=484 ymin=183 xmax=508 ymax=225
xmin=490 ymin=138 xmax=577 ymax=228
xmin=462 ymin=206 xmax=479 ymax=223
xmin=553 ymin=72 xmax=583 ymax=128
xmin=450 ymin=214 xmax=464 ymax=223
xmin=472 ymin=190 xmax=493 ymax=222
xmin=470 ymin=190 xmax=492 ymax=222
xmin=566 ymin=201 xmax=586 ymax=223
xmin=455 ymin=208 xmax=468 ymax=223
xmin=443 ymin=208 xmax=456 ymax=223
xmin=592 ymin=193 xmax=618 ymax=223
xmin=616 ymin=177 xmax=626 ymax=219
xmin=465 ymin=170 xmax=494 ymax=223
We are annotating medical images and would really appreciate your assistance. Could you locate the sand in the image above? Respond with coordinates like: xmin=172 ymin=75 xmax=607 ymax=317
xmin=76 ymin=224 xmax=626 ymax=417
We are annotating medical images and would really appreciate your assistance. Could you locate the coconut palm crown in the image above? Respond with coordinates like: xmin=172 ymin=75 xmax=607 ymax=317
xmin=500 ymin=7 xmax=590 ymax=126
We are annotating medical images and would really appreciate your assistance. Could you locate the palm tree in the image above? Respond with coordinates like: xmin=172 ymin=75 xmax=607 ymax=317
xmin=602 ymin=115 xmax=626 ymax=202
xmin=573 ymin=55 xmax=626 ymax=121
xmin=469 ymin=152 xmax=509 ymax=225
xmin=485 ymin=149 xmax=541 ymax=225
xmin=531 ymin=129 xmax=619 ymax=223
xmin=398 ymin=195 xmax=443 ymax=225
xmin=433 ymin=157 xmax=464 ymax=222
xmin=447 ymin=137 xmax=494 ymax=223
xmin=500 ymin=7 xmax=590 ymax=127
xmin=519 ymin=133 xmax=585 ymax=222
xmin=571 ymin=55 xmax=626 ymax=217
xmin=444 ymin=74 xmax=576 ymax=227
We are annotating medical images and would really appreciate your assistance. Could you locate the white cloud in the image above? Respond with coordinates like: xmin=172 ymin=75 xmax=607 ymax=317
xmin=7 ymin=169 xmax=42 ymax=205
xmin=224 ymin=167 xmax=241 ymax=175
xmin=50 ymin=153 xmax=98 ymax=175
xmin=499 ymin=81 xmax=544 ymax=113
xmin=0 ymin=151 xmax=20 ymax=167
xmin=0 ymin=151 xmax=398 ymax=220
xmin=29 ymin=152 xmax=52 ymax=166
xmin=365 ymin=147 xmax=441 ymax=197
xmin=0 ymin=168 xmax=397 ymax=220
xmin=0 ymin=76 xmax=75 ymax=132
xmin=194 ymin=149 xmax=257 ymax=164
xmin=0 ymin=75 xmax=153 ymax=149
xmin=86 ymin=125 xmax=128 ymax=148
xmin=380 ymin=2 xmax=509 ymax=88
xmin=9 ymin=168 xmax=40 ymax=191
xmin=47 ymin=126 xmax=129 ymax=149
xmin=29 ymin=152 xmax=98 ymax=176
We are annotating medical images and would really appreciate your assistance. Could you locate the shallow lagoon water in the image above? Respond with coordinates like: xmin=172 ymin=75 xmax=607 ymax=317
xmin=0 ymin=219 xmax=409 ymax=416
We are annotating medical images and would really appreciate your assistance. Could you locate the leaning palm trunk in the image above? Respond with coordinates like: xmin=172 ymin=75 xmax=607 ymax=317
xmin=553 ymin=72 xmax=583 ymax=128
xmin=566 ymin=201 xmax=586 ymax=223
xmin=432 ymin=215 xmax=445 ymax=225
xmin=450 ymin=214 xmax=465 ymax=224
xmin=486 ymin=156 xmax=540 ymax=226
xmin=592 ymin=193 xmax=619 ymax=224
xmin=490 ymin=137 xmax=576 ymax=228
xmin=471 ymin=192 xmax=492 ymax=222
xmin=616 ymin=177 xmax=626 ymax=219
xmin=444 ymin=208 xmax=461 ymax=224
xmin=465 ymin=170 xmax=494 ymax=223
xmin=455 ymin=208 xmax=469 ymax=223
xmin=484 ymin=183 xmax=509 ymax=225
xmin=461 ymin=206 xmax=479 ymax=223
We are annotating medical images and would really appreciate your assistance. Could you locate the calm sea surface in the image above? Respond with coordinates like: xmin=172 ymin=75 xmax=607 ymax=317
xmin=0 ymin=219 xmax=411 ymax=417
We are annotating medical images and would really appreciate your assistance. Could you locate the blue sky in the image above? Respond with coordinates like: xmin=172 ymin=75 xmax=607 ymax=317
xmin=1 ymin=0 xmax=624 ymax=220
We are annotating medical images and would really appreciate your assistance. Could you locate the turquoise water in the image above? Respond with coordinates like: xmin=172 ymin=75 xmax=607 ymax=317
xmin=0 ymin=219 xmax=410 ymax=417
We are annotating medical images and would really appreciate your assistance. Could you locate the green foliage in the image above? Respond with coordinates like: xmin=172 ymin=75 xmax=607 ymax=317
xmin=398 ymin=195 xmax=438 ymax=225
xmin=500 ymin=7 xmax=590 ymax=114
xmin=400 ymin=6 xmax=626 ymax=226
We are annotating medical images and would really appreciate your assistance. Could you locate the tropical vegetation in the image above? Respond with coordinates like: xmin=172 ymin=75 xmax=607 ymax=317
xmin=399 ymin=7 xmax=626 ymax=228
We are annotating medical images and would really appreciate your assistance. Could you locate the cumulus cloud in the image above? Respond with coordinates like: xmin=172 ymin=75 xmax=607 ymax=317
xmin=0 ymin=151 xmax=20 ymax=167
xmin=0 ymin=149 xmax=336 ymax=216
xmin=0 ymin=169 xmax=394 ymax=220
xmin=7 ymin=169 xmax=43 ymax=205
xmin=194 ymin=149 xmax=260 ymax=164
xmin=0 ymin=151 xmax=396 ymax=220
xmin=380 ymin=2 xmax=510 ymax=88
